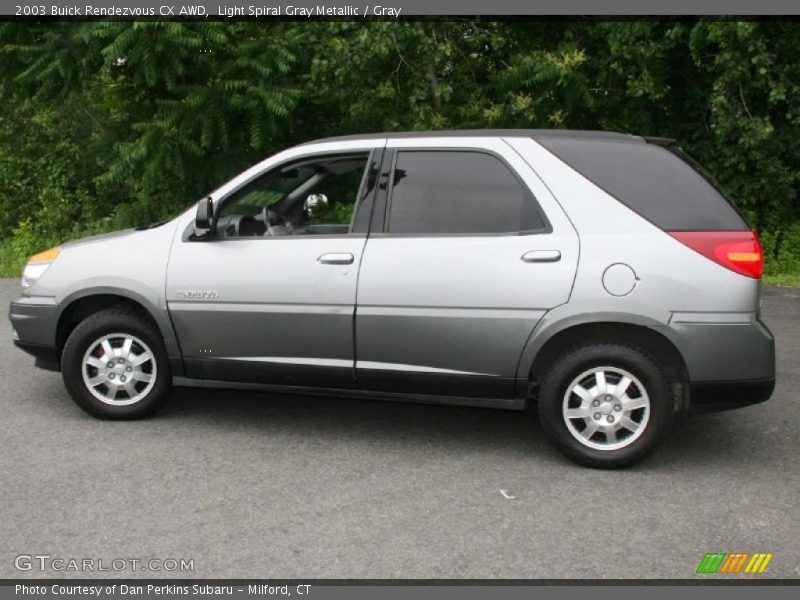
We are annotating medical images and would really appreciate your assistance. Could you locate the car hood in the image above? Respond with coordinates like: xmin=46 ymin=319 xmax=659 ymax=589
xmin=62 ymin=222 xmax=168 ymax=249
xmin=62 ymin=228 xmax=136 ymax=248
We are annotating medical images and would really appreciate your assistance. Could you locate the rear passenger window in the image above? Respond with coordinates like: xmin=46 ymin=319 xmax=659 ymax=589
xmin=386 ymin=151 xmax=546 ymax=235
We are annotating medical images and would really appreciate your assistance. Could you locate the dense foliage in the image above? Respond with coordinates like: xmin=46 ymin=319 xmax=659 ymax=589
xmin=1 ymin=20 xmax=799 ymax=283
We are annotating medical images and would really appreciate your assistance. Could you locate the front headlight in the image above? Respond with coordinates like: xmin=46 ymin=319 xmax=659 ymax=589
xmin=21 ymin=247 xmax=60 ymax=289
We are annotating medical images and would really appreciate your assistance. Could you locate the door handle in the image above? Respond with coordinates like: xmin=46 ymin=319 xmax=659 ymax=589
xmin=317 ymin=253 xmax=355 ymax=265
xmin=521 ymin=250 xmax=561 ymax=263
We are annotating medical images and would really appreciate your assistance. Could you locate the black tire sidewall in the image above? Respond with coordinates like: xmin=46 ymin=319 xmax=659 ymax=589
xmin=538 ymin=343 xmax=673 ymax=468
xmin=62 ymin=310 xmax=171 ymax=419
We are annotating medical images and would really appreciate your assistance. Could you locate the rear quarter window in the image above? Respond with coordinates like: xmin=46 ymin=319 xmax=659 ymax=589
xmin=535 ymin=136 xmax=748 ymax=231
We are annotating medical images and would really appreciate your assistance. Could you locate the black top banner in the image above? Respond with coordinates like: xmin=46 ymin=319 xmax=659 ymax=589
xmin=7 ymin=0 xmax=800 ymax=17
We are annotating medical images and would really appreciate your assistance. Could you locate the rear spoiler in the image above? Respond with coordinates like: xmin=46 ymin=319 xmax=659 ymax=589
xmin=644 ymin=136 xmax=678 ymax=148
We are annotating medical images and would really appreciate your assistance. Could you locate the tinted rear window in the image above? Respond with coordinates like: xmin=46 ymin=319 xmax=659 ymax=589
xmin=535 ymin=137 xmax=748 ymax=231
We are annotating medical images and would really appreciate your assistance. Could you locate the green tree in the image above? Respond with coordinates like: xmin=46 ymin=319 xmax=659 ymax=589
xmin=1 ymin=20 xmax=799 ymax=282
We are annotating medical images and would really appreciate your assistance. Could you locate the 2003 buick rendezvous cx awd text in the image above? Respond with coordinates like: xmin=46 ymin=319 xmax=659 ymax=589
xmin=9 ymin=130 xmax=775 ymax=467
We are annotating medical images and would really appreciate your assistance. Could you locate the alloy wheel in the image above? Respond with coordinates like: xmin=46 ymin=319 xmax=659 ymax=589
xmin=562 ymin=366 xmax=650 ymax=451
xmin=81 ymin=333 xmax=157 ymax=406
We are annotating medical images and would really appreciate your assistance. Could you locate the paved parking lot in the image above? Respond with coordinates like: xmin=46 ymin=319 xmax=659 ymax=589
xmin=1 ymin=278 xmax=798 ymax=579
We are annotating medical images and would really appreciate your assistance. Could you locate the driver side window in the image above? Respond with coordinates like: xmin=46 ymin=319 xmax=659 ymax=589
xmin=216 ymin=152 xmax=370 ymax=238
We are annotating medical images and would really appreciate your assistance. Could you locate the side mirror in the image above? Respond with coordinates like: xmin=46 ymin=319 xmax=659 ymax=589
xmin=194 ymin=196 xmax=214 ymax=234
xmin=303 ymin=193 xmax=329 ymax=219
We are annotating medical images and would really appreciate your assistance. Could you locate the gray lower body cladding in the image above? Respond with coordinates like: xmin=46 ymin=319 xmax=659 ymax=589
xmin=661 ymin=313 xmax=775 ymax=411
xmin=10 ymin=297 xmax=777 ymax=412
xmin=664 ymin=315 xmax=774 ymax=381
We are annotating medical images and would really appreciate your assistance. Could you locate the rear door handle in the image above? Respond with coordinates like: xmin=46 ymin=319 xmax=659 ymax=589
xmin=318 ymin=253 xmax=354 ymax=265
xmin=521 ymin=250 xmax=561 ymax=263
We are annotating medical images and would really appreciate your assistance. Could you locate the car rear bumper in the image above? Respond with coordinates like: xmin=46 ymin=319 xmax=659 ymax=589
xmin=689 ymin=377 xmax=775 ymax=413
xmin=8 ymin=295 xmax=60 ymax=371
xmin=663 ymin=312 xmax=776 ymax=411
xmin=666 ymin=312 xmax=775 ymax=381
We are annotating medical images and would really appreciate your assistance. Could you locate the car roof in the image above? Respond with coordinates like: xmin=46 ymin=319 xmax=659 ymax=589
xmin=298 ymin=129 xmax=647 ymax=146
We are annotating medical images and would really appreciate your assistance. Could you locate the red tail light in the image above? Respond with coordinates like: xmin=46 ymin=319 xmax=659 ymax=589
xmin=668 ymin=230 xmax=763 ymax=279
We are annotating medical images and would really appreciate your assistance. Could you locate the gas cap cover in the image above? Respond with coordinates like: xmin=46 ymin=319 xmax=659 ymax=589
xmin=602 ymin=263 xmax=638 ymax=297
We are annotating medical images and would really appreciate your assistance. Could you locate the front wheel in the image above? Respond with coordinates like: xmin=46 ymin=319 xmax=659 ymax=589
xmin=537 ymin=343 xmax=673 ymax=468
xmin=62 ymin=308 xmax=172 ymax=419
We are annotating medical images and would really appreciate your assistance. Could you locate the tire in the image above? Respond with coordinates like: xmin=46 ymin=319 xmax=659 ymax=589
xmin=61 ymin=308 xmax=172 ymax=419
xmin=537 ymin=342 xmax=673 ymax=468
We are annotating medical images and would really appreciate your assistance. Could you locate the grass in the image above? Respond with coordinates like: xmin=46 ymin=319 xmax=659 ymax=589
xmin=763 ymin=272 xmax=800 ymax=287
xmin=0 ymin=240 xmax=20 ymax=278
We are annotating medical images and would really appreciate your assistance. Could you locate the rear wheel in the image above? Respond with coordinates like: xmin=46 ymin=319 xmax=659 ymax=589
xmin=62 ymin=309 xmax=171 ymax=419
xmin=537 ymin=343 xmax=673 ymax=468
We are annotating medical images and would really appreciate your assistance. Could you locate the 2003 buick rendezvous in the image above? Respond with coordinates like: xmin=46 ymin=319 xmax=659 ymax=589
xmin=9 ymin=130 xmax=775 ymax=467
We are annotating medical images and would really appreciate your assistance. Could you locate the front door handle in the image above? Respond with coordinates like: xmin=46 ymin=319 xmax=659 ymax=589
xmin=521 ymin=250 xmax=561 ymax=263
xmin=318 ymin=253 xmax=354 ymax=265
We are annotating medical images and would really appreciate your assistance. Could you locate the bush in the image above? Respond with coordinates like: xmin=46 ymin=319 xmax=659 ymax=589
xmin=762 ymin=221 xmax=800 ymax=286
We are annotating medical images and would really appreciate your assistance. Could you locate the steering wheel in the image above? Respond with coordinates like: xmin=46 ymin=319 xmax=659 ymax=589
xmin=261 ymin=206 xmax=281 ymax=236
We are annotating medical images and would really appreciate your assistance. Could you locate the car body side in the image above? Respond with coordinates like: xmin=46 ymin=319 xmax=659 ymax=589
xmin=8 ymin=133 xmax=775 ymax=412
xmin=505 ymin=137 xmax=774 ymax=409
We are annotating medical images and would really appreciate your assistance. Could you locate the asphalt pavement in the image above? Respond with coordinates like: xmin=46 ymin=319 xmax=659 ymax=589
xmin=1 ymin=279 xmax=798 ymax=579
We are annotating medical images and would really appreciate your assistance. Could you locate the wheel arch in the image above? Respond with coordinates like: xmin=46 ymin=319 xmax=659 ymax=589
xmin=55 ymin=288 xmax=180 ymax=362
xmin=521 ymin=315 xmax=690 ymax=411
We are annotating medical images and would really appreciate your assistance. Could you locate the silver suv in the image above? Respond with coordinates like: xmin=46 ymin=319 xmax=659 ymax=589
xmin=9 ymin=130 xmax=775 ymax=467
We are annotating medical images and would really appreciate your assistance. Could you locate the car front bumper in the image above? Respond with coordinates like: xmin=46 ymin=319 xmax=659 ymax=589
xmin=9 ymin=295 xmax=60 ymax=371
